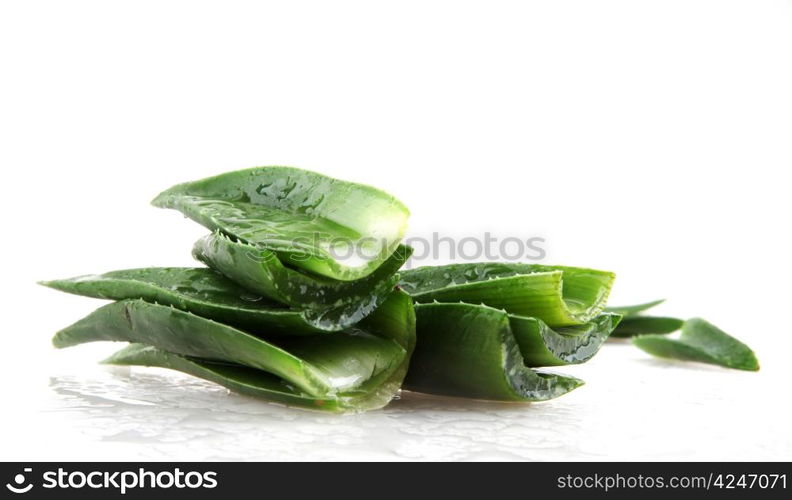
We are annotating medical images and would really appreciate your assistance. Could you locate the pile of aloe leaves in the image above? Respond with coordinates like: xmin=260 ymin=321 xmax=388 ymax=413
xmin=42 ymin=167 xmax=759 ymax=413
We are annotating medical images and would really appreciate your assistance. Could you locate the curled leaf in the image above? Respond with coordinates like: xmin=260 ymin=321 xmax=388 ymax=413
xmin=55 ymin=290 xmax=416 ymax=412
xmin=152 ymin=167 xmax=410 ymax=281
xmin=193 ymin=233 xmax=412 ymax=329
xmin=400 ymin=263 xmax=615 ymax=326
xmin=511 ymin=312 xmax=622 ymax=367
xmin=403 ymin=303 xmax=619 ymax=401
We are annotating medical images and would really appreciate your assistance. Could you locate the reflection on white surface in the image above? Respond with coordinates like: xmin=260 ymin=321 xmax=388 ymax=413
xmin=38 ymin=343 xmax=789 ymax=461
xmin=47 ymin=369 xmax=591 ymax=461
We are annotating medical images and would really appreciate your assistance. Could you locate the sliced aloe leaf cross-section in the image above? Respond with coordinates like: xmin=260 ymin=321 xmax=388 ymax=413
xmin=510 ymin=312 xmax=621 ymax=367
xmin=400 ymin=263 xmax=615 ymax=326
xmin=54 ymin=290 xmax=416 ymax=412
xmin=152 ymin=166 xmax=410 ymax=281
xmin=193 ymin=232 xmax=412 ymax=329
xmin=403 ymin=302 xmax=619 ymax=401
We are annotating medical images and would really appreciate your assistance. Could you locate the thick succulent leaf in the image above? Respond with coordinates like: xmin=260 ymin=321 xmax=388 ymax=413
xmin=274 ymin=289 xmax=415 ymax=410
xmin=610 ymin=316 xmax=684 ymax=338
xmin=54 ymin=299 xmax=332 ymax=396
xmin=104 ymin=344 xmax=345 ymax=412
xmin=152 ymin=166 xmax=410 ymax=281
xmin=53 ymin=292 xmax=416 ymax=408
xmin=633 ymin=318 xmax=759 ymax=371
xmin=510 ymin=312 xmax=621 ymax=366
xmin=106 ymin=290 xmax=416 ymax=413
xmin=605 ymin=299 xmax=683 ymax=338
xmin=193 ymin=233 xmax=412 ymax=329
xmin=40 ymin=267 xmax=333 ymax=335
xmin=403 ymin=302 xmax=588 ymax=401
xmin=400 ymin=263 xmax=615 ymax=326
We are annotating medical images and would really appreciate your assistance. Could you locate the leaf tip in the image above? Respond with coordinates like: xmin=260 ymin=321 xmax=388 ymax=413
xmin=51 ymin=332 xmax=69 ymax=349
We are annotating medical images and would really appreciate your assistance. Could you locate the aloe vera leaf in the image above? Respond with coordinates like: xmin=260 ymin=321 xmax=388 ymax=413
xmin=399 ymin=263 xmax=615 ymax=326
xmin=604 ymin=299 xmax=684 ymax=337
xmin=295 ymin=289 xmax=416 ymax=410
xmin=53 ymin=299 xmax=409 ymax=399
xmin=610 ymin=316 xmax=684 ymax=338
xmin=403 ymin=302 xmax=585 ymax=401
xmin=40 ymin=267 xmax=332 ymax=335
xmin=193 ymin=233 xmax=412 ymax=329
xmin=632 ymin=318 xmax=759 ymax=371
xmin=510 ymin=313 xmax=621 ymax=366
xmin=104 ymin=290 xmax=416 ymax=412
xmin=152 ymin=166 xmax=410 ymax=281
xmin=104 ymin=344 xmax=344 ymax=412
xmin=606 ymin=299 xmax=665 ymax=317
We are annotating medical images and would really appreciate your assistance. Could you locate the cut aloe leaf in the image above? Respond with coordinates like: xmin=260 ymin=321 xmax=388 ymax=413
xmin=152 ymin=166 xmax=410 ymax=281
xmin=54 ymin=290 xmax=416 ymax=410
xmin=402 ymin=302 xmax=612 ymax=401
xmin=104 ymin=344 xmax=345 ymax=412
xmin=193 ymin=233 xmax=412 ymax=329
xmin=610 ymin=316 xmax=684 ymax=338
xmin=510 ymin=312 xmax=621 ymax=366
xmin=54 ymin=300 xmax=335 ymax=396
xmin=41 ymin=267 xmax=332 ymax=335
xmin=400 ymin=263 xmax=615 ymax=326
xmin=633 ymin=318 xmax=759 ymax=371
xmin=606 ymin=299 xmax=683 ymax=338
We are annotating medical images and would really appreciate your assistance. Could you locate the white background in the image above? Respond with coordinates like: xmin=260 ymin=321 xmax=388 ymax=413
xmin=1 ymin=0 xmax=791 ymax=461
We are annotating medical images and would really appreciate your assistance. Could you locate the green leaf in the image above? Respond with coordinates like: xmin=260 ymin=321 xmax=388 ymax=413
xmin=510 ymin=312 xmax=622 ymax=366
xmin=104 ymin=344 xmax=346 ymax=412
xmin=632 ymin=318 xmax=759 ymax=371
xmin=609 ymin=316 xmax=684 ymax=338
xmin=400 ymin=263 xmax=615 ymax=326
xmin=605 ymin=299 xmax=683 ymax=337
xmin=606 ymin=299 xmax=665 ymax=317
xmin=193 ymin=233 xmax=412 ymax=329
xmin=54 ymin=290 xmax=417 ymax=411
xmin=152 ymin=166 xmax=410 ymax=281
xmin=403 ymin=303 xmax=618 ymax=401
xmin=41 ymin=267 xmax=330 ymax=334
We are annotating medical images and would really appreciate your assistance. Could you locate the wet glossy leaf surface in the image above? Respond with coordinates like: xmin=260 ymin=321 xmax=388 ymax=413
xmin=511 ymin=313 xmax=621 ymax=366
xmin=193 ymin=233 xmax=412 ymax=329
xmin=104 ymin=344 xmax=345 ymax=412
xmin=400 ymin=263 xmax=615 ymax=326
xmin=41 ymin=267 xmax=331 ymax=334
xmin=152 ymin=167 xmax=410 ymax=280
xmin=53 ymin=291 xmax=416 ymax=412
xmin=402 ymin=303 xmax=622 ymax=401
